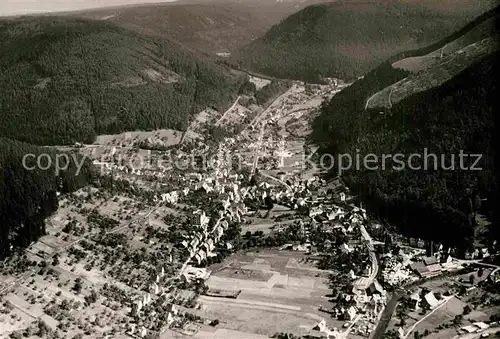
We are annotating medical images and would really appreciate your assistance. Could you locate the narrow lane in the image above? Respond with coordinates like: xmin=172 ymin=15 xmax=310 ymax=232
xmin=370 ymin=289 xmax=404 ymax=339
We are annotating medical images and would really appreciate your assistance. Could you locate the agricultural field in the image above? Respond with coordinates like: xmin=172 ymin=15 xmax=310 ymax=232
xmin=368 ymin=33 xmax=499 ymax=110
xmin=392 ymin=55 xmax=439 ymax=73
xmin=191 ymin=250 xmax=341 ymax=337
xmin=94 ymin=129 xmax=183 ymax=149
xmin=0 ymin=185 xmax=188 ymax=339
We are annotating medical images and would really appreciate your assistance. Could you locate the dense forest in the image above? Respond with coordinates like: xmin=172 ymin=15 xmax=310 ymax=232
xmin=312 ymin=48 xmax=498 ymax=253
xmin=0 ymin=17 xmax=246 ymax=145
xmin=386 ymin=5 xmax=500 ymax=64
xmin=231 ymin=1 xmax=495 ymax=82
xmin=0 ymin=138 xmax=94 ymax=258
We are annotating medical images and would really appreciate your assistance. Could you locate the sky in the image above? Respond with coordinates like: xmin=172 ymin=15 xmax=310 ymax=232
xmin=0 ymin=0 xmax=178 ymax=16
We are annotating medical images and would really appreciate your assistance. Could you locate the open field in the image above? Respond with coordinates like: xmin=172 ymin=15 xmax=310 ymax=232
xmin=161 ymin=327 xmax=271 ymax=339
xmin=249 ymin=76 xmax=271 ymax=90
xmin=193 ymin=328 xmax=271 ymax=339
xmin=404 ymin=297 xmax=465 ymax=339
xmin=94 ymin=129 xmax=182 ymax=148
xmin=392 ymin=55 xmax=440 ymax=73
xmin=393 ymin=14 xmax=499 ymax=74
xmin=195 ymin=249 xmax=341 ymax=337
xmin=0 ymin=186 xmax=181 ymax=338
xmin=241 ymin=219 xmax=276 ymax=235
xmin=214 ymin=268 xmax=273 ymax=282
xmin=368 ymin=34 xmax=499 ymax=110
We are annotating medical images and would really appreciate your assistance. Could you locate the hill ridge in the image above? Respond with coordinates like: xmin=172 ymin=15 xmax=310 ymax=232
xmin=0 ymin=16 xmax=245 ymax=145
xmin=232 ymin=1 xmax=497 ymax=82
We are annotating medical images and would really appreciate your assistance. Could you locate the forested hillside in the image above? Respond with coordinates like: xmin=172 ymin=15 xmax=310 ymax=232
xmin=0 ymin=138 xmax=94 ymax=258
xmin=312 ymin=8 xmax=499 ymax=252
xmin=0 ymin=17 xmax=245 ymax=145
xmin=78 ymin=1 xmax=326 ymax=55
xmin=232 ymin=1 xmax=496 ymax=82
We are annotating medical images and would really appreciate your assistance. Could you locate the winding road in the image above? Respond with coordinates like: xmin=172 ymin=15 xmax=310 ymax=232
xmin=370 ymin=289 xmax=404 ymax=339
xmin=354 ymin=224 xmax=379 ymax=291
xmin=388 ymin=87 xmax=394 ymax=108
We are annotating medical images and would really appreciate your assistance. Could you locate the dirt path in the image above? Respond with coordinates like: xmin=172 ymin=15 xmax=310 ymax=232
xmin=388 ymin=87 xmax=394 ymax=108
xmin=365 ymin=92 xmax=378 ymax=110
xmin=215 ymin=95 xmax=242 ymax=126
xmin=402 ymin=295 xmax=456 ymax=339
xmin=242 ymin=86 xmax=297 ymax=134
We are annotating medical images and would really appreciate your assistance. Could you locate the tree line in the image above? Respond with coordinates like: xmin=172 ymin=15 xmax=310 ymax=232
xmin=0 ymin=138 xmax=94 ymax=258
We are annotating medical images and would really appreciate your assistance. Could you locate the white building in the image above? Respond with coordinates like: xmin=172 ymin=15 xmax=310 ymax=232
xmin=340 ymin=243 xmax=353 ymax=254
xmin=150 ymin=283 xmax=159 ymax=295
xmin=345 ymin=306 xmax=357 ymax=321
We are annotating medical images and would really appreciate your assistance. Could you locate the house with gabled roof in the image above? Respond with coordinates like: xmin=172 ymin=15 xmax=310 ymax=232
xmin=421 ymin=291 xmax=439 ymax=309
xmin=205 ymin=238 xmax=215 ymax=252
xmin=132 ymin=300 xmax=143 ymax=315
xmin=423 ymin=256 xmax=438 ymax=266
xmin=340 ymin=243 xmax=353 ymax=254
xmin=198 ymin=249 xmax=207 ymax=261
xmin=194 ymin=232 xmax=204 ymax=243
xmin=309 ymin=205 xmax=324 ymax=218
xmin=128 ymin=323 xmax=136 ymax=335
xmin=367 ymin=280 xmax=385 ymax=297
xmin=214 ymin=225 xmax=224 ymax=240
xmin=344 ymin=306 xmax=357 ymax=321
xmin=408 ymin=289 xmax=421 ymax=310
xmin=194 ymin=253 xmax=202 ymax=265
xmin=165 ymin=303 xmax=178 ymax=316
xmin=190 ymin=237 xmax=200 ymax=249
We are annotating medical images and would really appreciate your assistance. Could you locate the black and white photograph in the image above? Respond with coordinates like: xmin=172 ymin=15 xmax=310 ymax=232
xmin=0 ymin=0 xmax=498 ymax=338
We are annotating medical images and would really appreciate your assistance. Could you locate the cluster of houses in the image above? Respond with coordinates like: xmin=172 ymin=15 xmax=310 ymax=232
xmin=266 ymin=175 xmax=388 ymax=337
xmin=378 ymin=235 xmax=483 ymax=289
xmin=310 ymin=319 xmax=342 ymax=338
xmin=465 ymin=246 xmax=491 ymax=260
xmin=122 ymin=145 xmax=260 ymax=337
xmin=460 ymin=322 xmax=491 ymax=335
xmin=314 ymin=205 xmax=386 ymax=335
xmin=131 ymin=266 xmax=168 ymax=315
xmin=128 ymin=268 xmax=181 ymax=338
xmin=403 ymin=247 xmax=464 ymax=279
xmin=381 ymin=252 xmax=416 ymax=286
xmin=84 ymin=79 xmax=497 ymax=339
xmin=128 ymin=300 xmax=179 ymax=338
xmin=181 ymin=211 xmax=228 ymax=265
xmin=406 ymin=289 xmax=441 ymax=310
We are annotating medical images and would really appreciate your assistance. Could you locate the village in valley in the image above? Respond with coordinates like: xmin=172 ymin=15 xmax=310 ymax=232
xmin=1 ymin=76 xmax=499 ymax=339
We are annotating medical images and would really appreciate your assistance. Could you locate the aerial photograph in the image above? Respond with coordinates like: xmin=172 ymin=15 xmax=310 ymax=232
xmin=0 ymin=0 xmax=498 ymax=338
